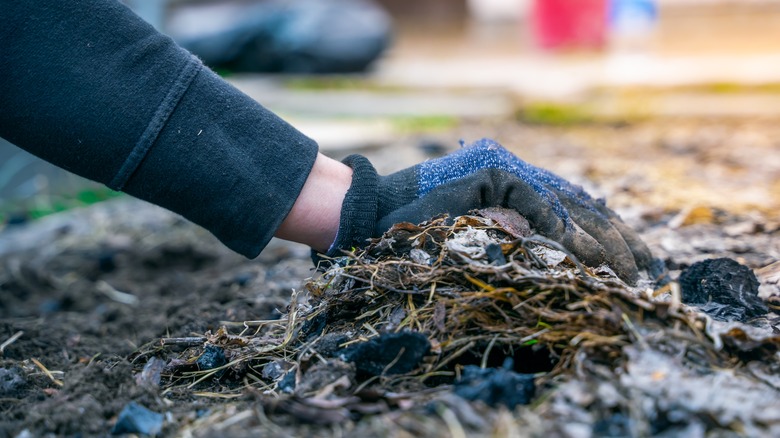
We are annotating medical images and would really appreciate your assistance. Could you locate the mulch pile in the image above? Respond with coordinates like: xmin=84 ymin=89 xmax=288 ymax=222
xmin=146 ymin=208 xmax=780 ymax=437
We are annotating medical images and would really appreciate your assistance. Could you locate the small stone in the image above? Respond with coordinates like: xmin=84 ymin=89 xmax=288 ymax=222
xmin=111 ymin=402 xmax=164 ymax=436
xmin=278 ymin=370 xmax=296 ymax=393
xmin=197 ymin=345 xmax=227 ymax=371
xmin=135 ymin=357 xmax=165 ymax=389
xmin=261 ymin=360 xmax=294 ymax=381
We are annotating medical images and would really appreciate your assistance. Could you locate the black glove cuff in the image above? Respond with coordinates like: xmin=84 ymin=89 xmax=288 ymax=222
xmin=325 ymin=154 xmax=379 ymax=257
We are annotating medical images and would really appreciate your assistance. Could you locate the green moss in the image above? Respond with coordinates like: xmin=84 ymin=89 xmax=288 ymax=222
xmin=282 ymin=77 xmax=405 ymax=92
xmin=517 ymin=102 xmax=594 ymax=126
xmin=213 ymin=67 xmax=234 ymax=78
xmin=1 ymin=187 xmax=124 ymax=225
xmin=284 ymin=77 xmax=368 ymax=91
xmin=392 ymin=115 xmax=459 ymax=133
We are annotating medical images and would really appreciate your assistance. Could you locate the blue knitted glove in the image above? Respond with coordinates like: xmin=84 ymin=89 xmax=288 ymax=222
xmin=328 ymin=138 xmax=656 ymax=285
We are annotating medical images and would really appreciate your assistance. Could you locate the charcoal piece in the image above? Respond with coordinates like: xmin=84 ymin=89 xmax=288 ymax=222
xmin=262 ymin=360 xmax=295 ymax=382
xmin=300 ymin=311 xmax=329 ymax=341
xmin=485 ymin=243 xmax=507 ymax=265
xmin=698 ymin=301 xmax=757 ymax=322
xmin=454 ymin=359 xmax=535 ymax=409
xmin=340 ymin=332 xmax=430 ymax=377
xmin=679 ymin=258 xmax=767 ymax=322
xmin=111 ymin=402 xmax=164 ymax=436
xmin=278 ymin=370 xmax=296 ymax=393
xmin=196 ymin=345 xmax=227 ymax=371
xmin=262 ymin=361 xmax=286 ymax=381
xmin=313 ymin=332 xmax=352 ymax=357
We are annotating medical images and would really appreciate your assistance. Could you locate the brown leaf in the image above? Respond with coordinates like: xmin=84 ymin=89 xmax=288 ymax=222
xmin=476 ymin=207 xmax=532 ymax=238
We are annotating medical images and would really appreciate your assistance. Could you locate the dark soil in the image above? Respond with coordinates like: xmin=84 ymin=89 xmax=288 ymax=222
xmin=0 ymin=200 xmax=313 ymax=436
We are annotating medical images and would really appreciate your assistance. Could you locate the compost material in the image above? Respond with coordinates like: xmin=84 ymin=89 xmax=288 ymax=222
xmin=140 ymin=208 xmax=779 ymax=436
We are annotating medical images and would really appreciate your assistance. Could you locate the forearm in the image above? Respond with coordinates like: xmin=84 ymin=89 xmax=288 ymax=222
xmin=1 ymin=0 xmax=319 ymax=257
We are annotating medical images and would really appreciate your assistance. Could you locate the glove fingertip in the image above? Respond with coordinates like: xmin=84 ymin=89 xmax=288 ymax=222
xmin=560 ymin=223 xmax=606 ymax=269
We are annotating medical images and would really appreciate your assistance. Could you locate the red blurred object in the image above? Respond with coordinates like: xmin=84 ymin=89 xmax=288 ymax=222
xmin=531 ymin=0 xmax=608 ymax=50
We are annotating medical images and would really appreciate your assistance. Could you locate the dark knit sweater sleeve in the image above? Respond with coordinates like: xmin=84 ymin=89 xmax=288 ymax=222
xmin=0 ymin=0 xmax=319 ymax=257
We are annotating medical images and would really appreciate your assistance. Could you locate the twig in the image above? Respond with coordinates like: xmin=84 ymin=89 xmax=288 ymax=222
xmin=161 ymin=337 xmax=206 ymax=347
xmin=481 ymin=334 xmax=500 ymax=369
xmin=96 ymin=280 xmax=138 ymax=305
xmin=30 ymin=358 xmax=64 ymax=387
xmin=382 ymin=347 xmax=407 ymax=376
xmin=192 ymin=392 xmax=243 ymax=399
xmin=432 ymin=341 xmax=476 ymax=373
xmin=0 ymin=331 xmax=23 ymax=355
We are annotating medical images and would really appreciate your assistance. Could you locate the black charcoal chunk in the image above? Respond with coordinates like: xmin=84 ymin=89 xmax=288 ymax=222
xmin=111 ymin=402 xmax=164 ymax=436
xmin=679 ymin=258 xmax=767 ymax=322
xmin=278 ymin=370 xmax=296 ymax=393
xmin=340 ymin=332 xmax=430 ymax=377
xmin=454 ymin=358 xmax=535 ymax=409
xmin=196 ymin=345 xmax=227 ymax=371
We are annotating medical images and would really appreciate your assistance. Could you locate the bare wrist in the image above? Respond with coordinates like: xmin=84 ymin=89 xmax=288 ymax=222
xmin=274 ymin=153 xmax=353 ymax=252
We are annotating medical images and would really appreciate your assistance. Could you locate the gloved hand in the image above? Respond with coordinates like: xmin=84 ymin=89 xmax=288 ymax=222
xmin=325 ymin=138 xmax=656 ymax=285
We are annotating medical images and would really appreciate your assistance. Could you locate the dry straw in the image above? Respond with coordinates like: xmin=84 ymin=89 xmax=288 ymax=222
xmin=154 ymin=209 xmax=778 ymax=401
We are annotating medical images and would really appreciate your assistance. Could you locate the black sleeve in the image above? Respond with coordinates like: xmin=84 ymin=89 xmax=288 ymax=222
xmin=0 ymin=0 xmax=319 ymax=257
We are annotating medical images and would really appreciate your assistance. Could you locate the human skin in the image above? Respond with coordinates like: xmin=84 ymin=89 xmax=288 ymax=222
xmin=274 ymin=153 xmax=353 ymax=252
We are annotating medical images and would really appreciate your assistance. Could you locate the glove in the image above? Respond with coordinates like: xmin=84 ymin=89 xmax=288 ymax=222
xmin=325 ymin=138 xmax=656 ymax=285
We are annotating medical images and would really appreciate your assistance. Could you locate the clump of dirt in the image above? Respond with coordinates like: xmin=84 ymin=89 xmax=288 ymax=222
xmin=21 ymin=359 xmax=139 ymax=436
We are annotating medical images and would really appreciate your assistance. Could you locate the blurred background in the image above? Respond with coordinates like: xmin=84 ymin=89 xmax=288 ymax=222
xmin=2 ymin=0 xmax=780 ymax=228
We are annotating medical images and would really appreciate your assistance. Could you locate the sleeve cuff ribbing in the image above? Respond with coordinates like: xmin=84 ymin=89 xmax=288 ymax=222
xmin=325 ymin=154 xmax=379 ymax=257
